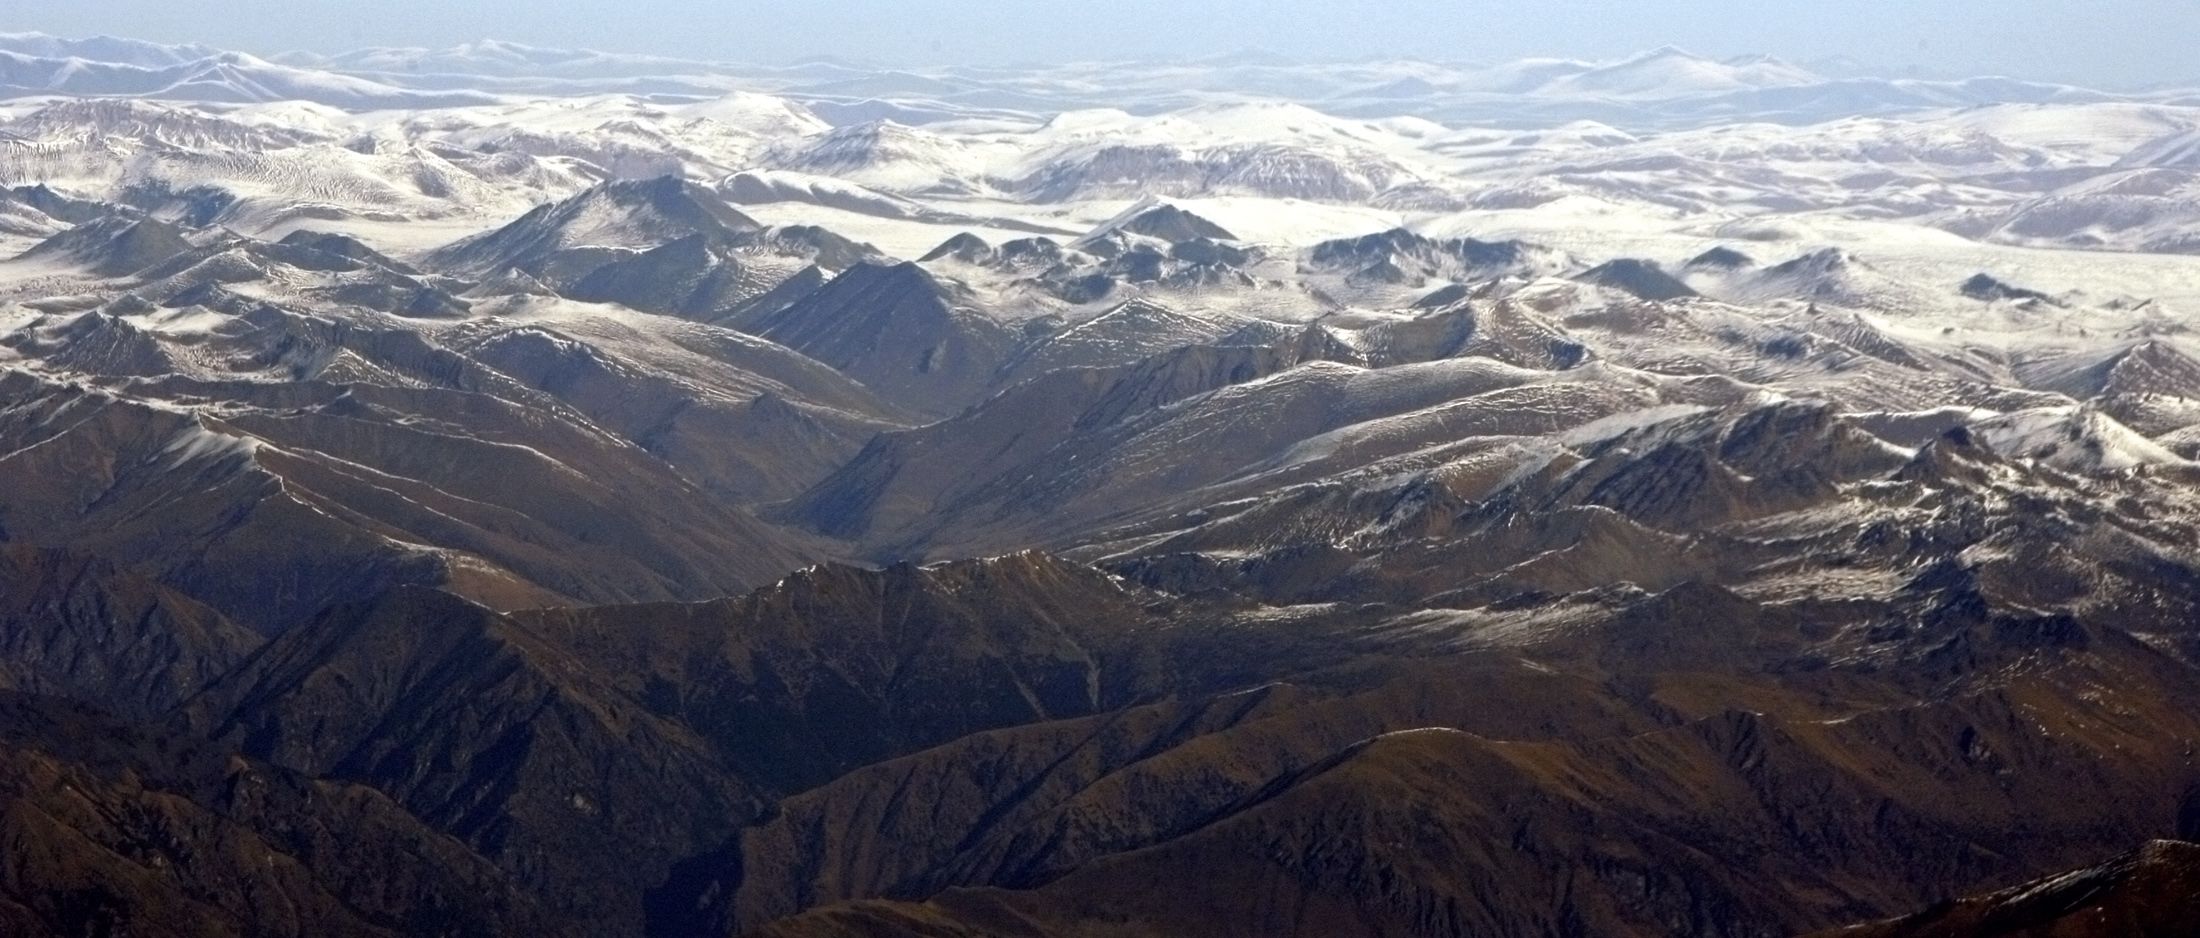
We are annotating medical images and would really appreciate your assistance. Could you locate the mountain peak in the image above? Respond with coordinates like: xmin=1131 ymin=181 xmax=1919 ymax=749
xmin=426 ymin=174 xmax=765 ymax=277
xmin=1083 ymin=201 xmax=1240 ymax=244
xmin=21 ymin=215 xmax=193 ymax=277
xmin=919 ymin=231 xmax=994 ymax=264
xmin=1685 ymin=246 xmax=1757 ymax=271
xmin=1575 ymin=258 xmax=1700 ymax=301
xmin=1633 ymin=45 xmax=1705 ymax=62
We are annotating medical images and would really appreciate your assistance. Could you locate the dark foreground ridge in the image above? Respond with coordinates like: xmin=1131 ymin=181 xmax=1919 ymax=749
xmin=1810 ymin=840 xmax=2200 ymax=938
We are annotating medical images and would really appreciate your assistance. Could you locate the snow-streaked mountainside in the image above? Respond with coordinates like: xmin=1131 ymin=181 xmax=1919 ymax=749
xmin=4 ymin=30 xmax=2200 ymax=539
xmin=13 ymin=28 xmax=2200 ymax=938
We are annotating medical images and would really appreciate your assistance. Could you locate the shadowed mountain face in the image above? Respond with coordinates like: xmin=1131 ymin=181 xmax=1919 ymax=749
xmin=715 ymin=607 xmax=2200 ymax=938
xmin=0 ymin=545 xmax=258 ymax=721
xmin=511 ymin=554 xmax=1149 ymax=793
xmin=0 ymin=690 xmax=577 ymax=938
xmin=182 ymin=588 xmax=767 ymax=936
xmin=1576 ymin=257 xmax=1701 ymax=301
xmin=735 ymin=261 xmax=1018 ymax=417
xmin=130 ymin=558 xmax=1216 ymax=934
xmin=14 ymin=56 xmax=2200 ymax=938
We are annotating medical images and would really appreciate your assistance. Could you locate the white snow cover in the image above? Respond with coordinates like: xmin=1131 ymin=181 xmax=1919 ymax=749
xmin=3 ymin=31 xmax=2200 ymax=487
xmin=1970 ymin=406 xmax=2191 ymax=471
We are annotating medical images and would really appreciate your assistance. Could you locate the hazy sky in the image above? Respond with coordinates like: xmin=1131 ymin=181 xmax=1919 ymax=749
xmin=10 ymin=0 xmax=2192 ymax=87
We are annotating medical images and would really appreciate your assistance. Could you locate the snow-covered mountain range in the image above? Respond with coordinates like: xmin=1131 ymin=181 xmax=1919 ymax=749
xmin=3 ymin=32 xmax=2184 ymax=126
xmin=8 ymin=28 xmax=2200 ymax=938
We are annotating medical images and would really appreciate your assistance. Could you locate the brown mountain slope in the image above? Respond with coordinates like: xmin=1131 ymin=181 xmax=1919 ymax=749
xmin=701 ymin=661 xmax=1665 ymax=935
xmin=514 ymin=553 xmax=1160 ymax=794
xmin=0 ymin=544 xmax=259 ymax=720
xmin=178 ymin=558 xmax=1238 ymax=934
xmin=0 ymin=368 xmax=821 ymax=632
xmin=433 ymin=309 xmax=913 ymax=506
xmin=718 ymin=603 xmax=2200 ymax=938
xmin=0 ymin=690 xmax=573 ymax=938
xmin=1 ymin=528 xmax=2197 ymax=938
xmin=1811 ymin=840 xmax=2200 ymax=938
xmin=182 ymin=587 xmax=762 ymax=936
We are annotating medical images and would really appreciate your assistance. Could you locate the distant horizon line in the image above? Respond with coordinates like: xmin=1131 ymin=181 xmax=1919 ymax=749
xmin=0 ymin=28 xmax=2112 ymax=89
